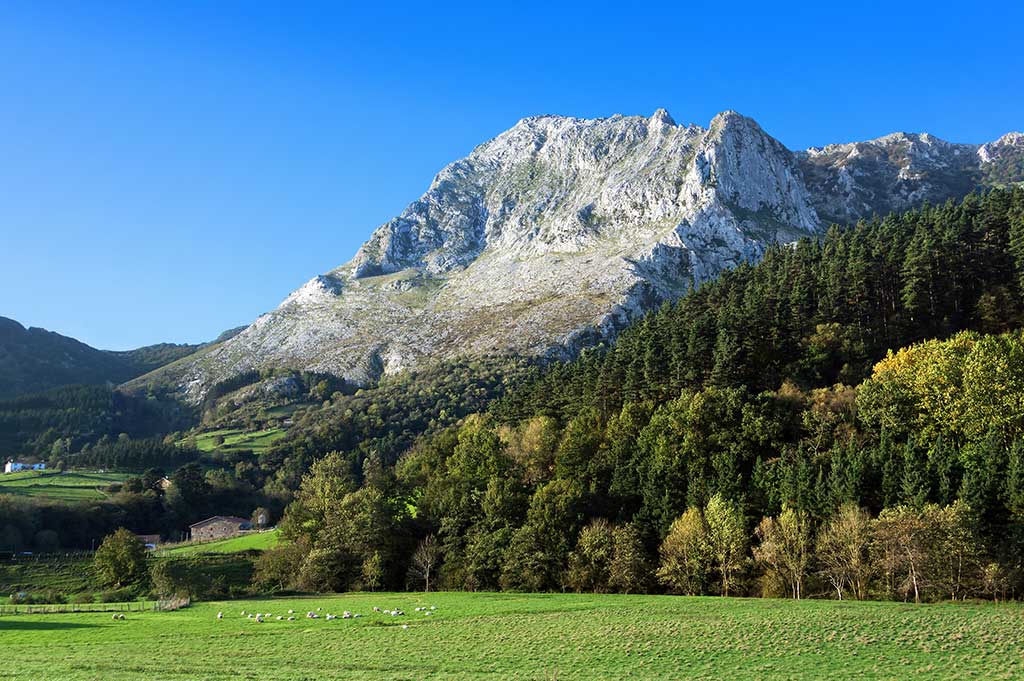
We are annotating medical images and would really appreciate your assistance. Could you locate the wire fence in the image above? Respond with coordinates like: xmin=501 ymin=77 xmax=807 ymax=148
xmin=0 ymin=550 xmax=95 ymax=563
xmin=0 ymin=600 xmax=151 ymax=615
xmin=0 ymin=597 xmax=190 ymax=616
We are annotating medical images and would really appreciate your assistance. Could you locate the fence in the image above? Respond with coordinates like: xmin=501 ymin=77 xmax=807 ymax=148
xmin=0 ymin=600 xmax=153 ymax=616
xmin=0 ymin=596 xmax=192 ymax=616
xmin=0 ymin=550 xmax=94 ymax=563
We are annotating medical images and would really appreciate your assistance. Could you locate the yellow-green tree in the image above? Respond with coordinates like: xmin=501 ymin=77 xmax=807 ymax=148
xmin=656 ymin=507 xmax=711 ymax=595
xmin=94 ymin=528 xmax=148 ymax=588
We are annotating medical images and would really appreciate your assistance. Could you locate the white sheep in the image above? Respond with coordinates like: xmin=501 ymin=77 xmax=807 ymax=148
xmin=288 ymin=609 xmax=295 ymax=614
xmin=353 ymin=613 xmax=362 ymax=618
xmin=217 ymin=612 xmax=223 ymax=619
xmin=373 ymin=606 xmax=381 ymax=612
xmin=325 ymin=614 xmax=336 ymax=620
xmin=287 ymin=616 xmax=295 ymax=621
xmin=276 ymin=616 xmax=283 ymax=620
xmin=342 ymin=611 xmax=352 ymax=619
xmin=240 ymin=610 xmax=246 ymax=616
xmin=401 ymin=624 xmax=409 ymax=630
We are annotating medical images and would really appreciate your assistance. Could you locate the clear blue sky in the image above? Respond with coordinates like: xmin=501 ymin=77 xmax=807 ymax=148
xmin=1 ymin=1 xmax=1022 ymax=350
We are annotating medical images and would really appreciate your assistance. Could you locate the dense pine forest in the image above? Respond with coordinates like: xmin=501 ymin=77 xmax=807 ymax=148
xmin=256 ymin=187 xmax=1024 ymax=601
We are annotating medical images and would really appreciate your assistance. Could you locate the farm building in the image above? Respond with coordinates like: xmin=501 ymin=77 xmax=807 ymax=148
xmin=189 ymin=516 xmax=251 ymax=542
xmin=3 ymin=461 xmax=45 ymax=473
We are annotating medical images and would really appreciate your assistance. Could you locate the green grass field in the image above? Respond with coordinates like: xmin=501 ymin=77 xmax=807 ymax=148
xmin=0 ymin=593 xmax=1021 ymax=679
xmin=158 ymin=530 xmax=279 ymax=556
xmin=193 ymin=428 xmax=285 ymax=453
xmin=0 ymin=470 xmax=131 ymax=501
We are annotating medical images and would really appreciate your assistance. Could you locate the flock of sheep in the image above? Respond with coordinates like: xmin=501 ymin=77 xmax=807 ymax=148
xmin=218 ymin=605 xmax=437 ymax=626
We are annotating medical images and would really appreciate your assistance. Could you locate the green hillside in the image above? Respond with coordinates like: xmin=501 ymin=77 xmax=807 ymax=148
xmin=158 ymin=530 xmax=279 ymax=556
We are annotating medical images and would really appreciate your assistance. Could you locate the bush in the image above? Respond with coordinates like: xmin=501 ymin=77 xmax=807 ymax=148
xmin=253 ymin=537 xmax=307 ymax=591
xmin=69 ymin=592 xmax=95 ymax=604
xmin=96 ymin=587 xmax=135 ymax=603
xmin=10 ymin=590 xmax=66 ymax=604
xmin=228 ymin=584 xmax=253 ymax=599
xmin=150 ymin=559 xmax=213 ymax=599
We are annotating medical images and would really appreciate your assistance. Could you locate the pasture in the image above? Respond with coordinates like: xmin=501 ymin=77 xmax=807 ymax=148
xmin=0 ymin=592 xmax=1021 ymax=679
xmin=193 ymin=428 xmax=284 ymax=453
xmin=0 ymin=470 xmax=130 ymax=501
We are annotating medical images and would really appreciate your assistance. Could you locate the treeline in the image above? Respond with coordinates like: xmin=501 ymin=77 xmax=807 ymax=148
xmin=255 ymin=189 xmax=1024 ymax=601
xmin=257 ymin=330 xmax=1024 ymax=601
xmin=64 ymin=436 xmax=199 ymax=470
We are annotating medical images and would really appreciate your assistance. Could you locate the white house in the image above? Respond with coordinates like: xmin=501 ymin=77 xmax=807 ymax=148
xmin=3 ymin=461 xmax=45 ymax=473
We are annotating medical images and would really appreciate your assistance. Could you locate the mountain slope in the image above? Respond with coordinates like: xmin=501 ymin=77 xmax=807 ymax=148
xmin=144 ymin=110 xmax=1024 ymax=402
xmin=0 ymin=316 xmax=202 ymax=399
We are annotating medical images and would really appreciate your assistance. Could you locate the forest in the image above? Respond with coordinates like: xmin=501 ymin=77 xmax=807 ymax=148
xmin=6 ymin=188 xmax=1024 ymax=604
xmin=253 ymin=188 xmax=1024 ymax=601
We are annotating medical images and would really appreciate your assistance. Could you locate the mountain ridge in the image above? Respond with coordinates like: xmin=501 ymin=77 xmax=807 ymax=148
xmin=0 ymin=316 xmax=228 ymax=399
xmin=133 ymin=110 xmax=1024 ymax=402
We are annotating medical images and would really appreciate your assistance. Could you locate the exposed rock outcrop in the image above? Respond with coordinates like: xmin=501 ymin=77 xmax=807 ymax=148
xmin=138 ymin=111 xmax=1022 ymax=402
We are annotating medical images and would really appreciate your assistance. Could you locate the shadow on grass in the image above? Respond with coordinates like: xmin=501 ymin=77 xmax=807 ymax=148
xmin=0 ymin=620 xmax=98 ymax=631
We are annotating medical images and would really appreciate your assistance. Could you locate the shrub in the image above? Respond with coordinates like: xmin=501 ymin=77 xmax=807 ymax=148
xmin=10 ymin=590 xmax=66 ymax=604
xmin=96 ymin=588 xmax=135 ymax=603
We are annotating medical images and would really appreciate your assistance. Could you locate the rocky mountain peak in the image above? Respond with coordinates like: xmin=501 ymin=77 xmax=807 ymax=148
xmin=978 ymin=131 xmax=1024 ymax=164
xmin=138 ymin=111 xmax=1024 ymax=402
xmin=649 ymin=108 xmax=677 ymax=127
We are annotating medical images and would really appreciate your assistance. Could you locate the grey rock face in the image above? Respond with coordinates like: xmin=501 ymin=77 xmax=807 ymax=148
xmin=797 ymin=130 xmax=1024 ymax=226
xmin=151 ymin=111 xmax=1022 ymax=402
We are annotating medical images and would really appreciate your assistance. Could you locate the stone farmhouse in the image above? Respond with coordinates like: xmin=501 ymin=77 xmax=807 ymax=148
xmin=189 ymin=515 xmax=251 ymax=542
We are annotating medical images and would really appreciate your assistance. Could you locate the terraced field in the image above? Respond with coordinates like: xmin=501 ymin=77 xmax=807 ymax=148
xmin=0 ymin=470 xmax=130 ymax=501
xmin=192 ymin=428 xmax=285 ymax=453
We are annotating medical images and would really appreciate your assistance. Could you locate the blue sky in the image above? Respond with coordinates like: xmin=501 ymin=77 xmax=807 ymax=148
xmin=1 ymin=1 xmax=1022 ymax=349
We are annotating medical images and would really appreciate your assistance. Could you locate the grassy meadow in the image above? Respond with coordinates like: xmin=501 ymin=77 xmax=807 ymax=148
xmin=0 ymin=470 xmax=130 ymax=501
xmin=193 ymin=428 xmax=285 ymax=453
xmin=0 ymin=592 xmax=1021 ymax=680
xmin=157 ymin=530 xmax=279 ymax=556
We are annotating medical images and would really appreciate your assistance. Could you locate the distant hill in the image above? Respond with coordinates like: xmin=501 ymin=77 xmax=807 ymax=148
xmin=0 ymin=316 xmax=206 ymax=399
